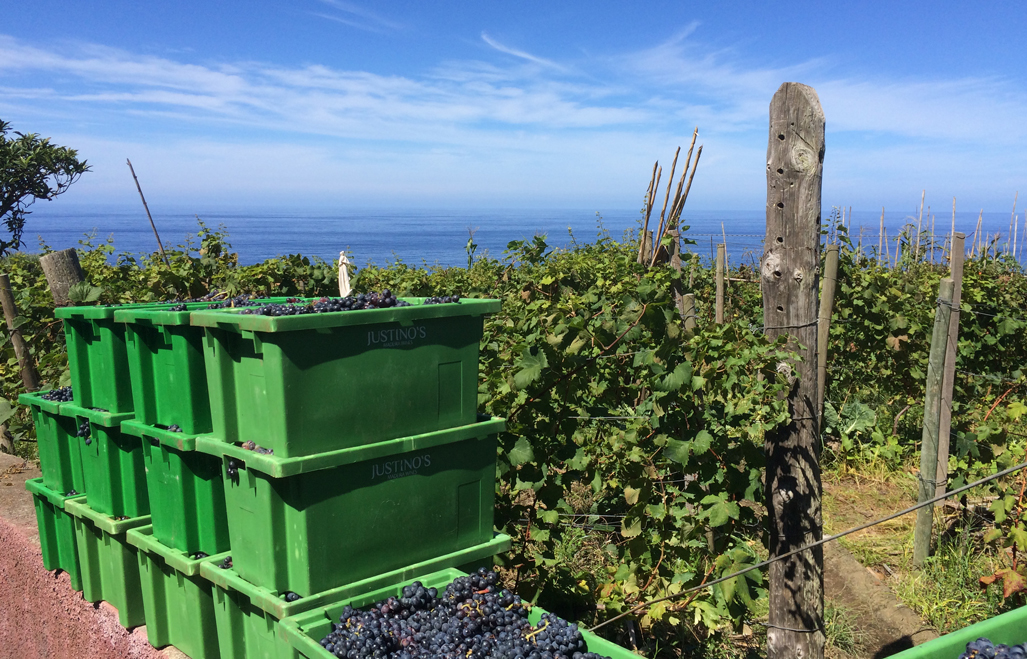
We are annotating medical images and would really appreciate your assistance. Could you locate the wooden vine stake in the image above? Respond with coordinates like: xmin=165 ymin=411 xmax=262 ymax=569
xmin=914 ymin=277 xmax=955 ymax=565
xmin=935 ymin=233 xmax=965 ymax=499
xmin=816 ymin=244 xmax=839 ymax=418
xmin=715 ymin=244 xmax=725 ymax=324
xmin=762 ymin=82 xmax=825 ymax=659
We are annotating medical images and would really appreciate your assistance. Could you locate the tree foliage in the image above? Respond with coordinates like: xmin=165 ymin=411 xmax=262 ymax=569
xmin=0 ymin=119 xmax=90 ymax=255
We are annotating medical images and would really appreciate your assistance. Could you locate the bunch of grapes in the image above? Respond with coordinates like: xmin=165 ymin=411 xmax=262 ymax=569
xmin=41 ymin=387 xmax=73 ymax=402
xmin=960 ymin=638 xmax=1027 ymax=659
xmin=76 ymin=420 xmax=91 ymax=445
xmin=317 ymin=568 xmax=611 ymax=659
xmin=226 ymin=458 xmax=241 ymax=481
xmin=424 ymin=295 xmax=461 ymax=305
xmin=217 ymin=555 xmax=233 ymax=569
xmin=241 ymin=290 xmax=411 ymax=317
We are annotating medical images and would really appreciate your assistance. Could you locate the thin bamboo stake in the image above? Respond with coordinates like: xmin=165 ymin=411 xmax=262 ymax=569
xmin=1009 ymin=192 xmax=1018 ymax=256
xmin=639 ymin=162 xmax=660 ymax=263
xmin=651 ymin=143 xmax=702 ymax=268
xmin=970 ymin=210 xmax=983 ymax=259
xmin=653 ymin=147 xmax=681 ymax=251
xmin=915 ymin=190 xmax=925 ymax=261
xmin=1013 ymin=213 xmax=1018 ymax=265
xmin=127 ymin=159 xmax=171 ymax=267
xmin=950 ymin=197 xmax=956 ymax=262
xmin=884 ymin=226 xmax=891 ymax=266
xmin=930 ymin=212 xmax=936 ymax=264
xmin=878 ymin=207 xmax=885 ymax=266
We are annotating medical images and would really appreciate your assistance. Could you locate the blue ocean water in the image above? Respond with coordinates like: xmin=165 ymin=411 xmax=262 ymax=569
xmin=16 ymin=204 xmax=1025 ymax=269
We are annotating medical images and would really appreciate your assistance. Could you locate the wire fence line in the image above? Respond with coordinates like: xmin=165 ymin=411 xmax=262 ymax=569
xmin=587 ymin=460 xmax=1027 ymax=633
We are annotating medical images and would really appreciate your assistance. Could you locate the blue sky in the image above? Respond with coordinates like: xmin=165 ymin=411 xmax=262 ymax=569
xmin=2 ymin=1 xmax=1025 ymax=214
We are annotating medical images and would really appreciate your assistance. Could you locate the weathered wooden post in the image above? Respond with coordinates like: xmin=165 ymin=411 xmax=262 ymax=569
xmin=817 ymin=245 xmax=839 ymax=418
xmin=682 ymin=294 xmax=696 ymax=333
xmin=914 ymin=277 xmax=955 ymax=565
xmin=763 ymin=82 xmax=825 ymax=659
xmin=935 ymin=234 xmax=965 ymax=499
xmin=39 ymin=248 xmax=85 ymax=307
xmin=0 ymin=273 xmax=41 ymax=395
xmin=715 ymin=244 xmax=725 ymax=324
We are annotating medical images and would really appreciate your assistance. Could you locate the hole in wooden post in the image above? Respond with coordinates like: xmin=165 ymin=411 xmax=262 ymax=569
xmin=774 ymin=271 xmax=781 ymax=278
xmin=776 ymin=202 xmax=784 ymax=208
xmin=777 ymin=168 xmax=784 ymax=174
xmin=776 ymin=305 xmax=784 ymax=312
xmin=777 ymin=134 xmax=785 ymax=140
xmin=776 ymin=236 xmax=783 ymax=243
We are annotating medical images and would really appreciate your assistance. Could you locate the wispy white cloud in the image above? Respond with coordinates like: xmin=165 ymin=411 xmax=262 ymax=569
xmin=1 ymin=27 xmax=1025 ymax=210
xmin=312 ymin=0 xmax=404 ymax=33
xmin=480 ymin=32 xmax=567 ymax=72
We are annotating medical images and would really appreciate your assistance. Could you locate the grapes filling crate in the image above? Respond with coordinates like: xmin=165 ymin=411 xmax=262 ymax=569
xmin=19 ymin=391 xmax=86 ymax=495
xmin=195 ymin=416 xmax=505 ymax=596
xmin=277 ymin=568 xmax=637 ymax=659
xmin=115 ymin=297 xmax=298 ymax=434
xmin=189 ymin=297 xmax=501 ymax=457
xmin=122 ymin=419 xmax=230 ymax=555
xmin=25 ymin=477 xmax=86 ymax=591
xmin=65 ymin=498 xmax=150 ymax=629
xmin=64 ymin=402 xmax=148 ymax=518
xmin=128 ymin=525 xmax=230 ymax=659
xmin=198 ymin=535 xmax=511 ymax=659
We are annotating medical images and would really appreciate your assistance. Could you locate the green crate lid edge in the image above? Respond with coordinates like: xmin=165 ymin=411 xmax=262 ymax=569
xmin=56 ymin=302 xmax=166 ymax=320
xmin=121 ymin=419 xmax=198 ymax=451
xmin=64 ymin=498 xmax=151 ymax=534
xmin=193 ymin=416 xmax=506 ymax=477
xmin=18 ymin=391 xmax=63 ymax=414
xmin=888 ymin=604 xmax=1027 ymax=658
xmin=126 ymin=525 xmax=231 ymax=576
xmin=60 ymin=403 xmax=135 ymax=428
xmin=279 ymin=561 xmax=640 ymax=659
xmin=200 ymin=533 xmax=511 ymax=620
xmin=114 ymin=297 xmax=301 ymax=326
xmin=24 ymin=477 xmax=86 ymax=508
xmin=189 ymin=297 xmax=501 ymax=333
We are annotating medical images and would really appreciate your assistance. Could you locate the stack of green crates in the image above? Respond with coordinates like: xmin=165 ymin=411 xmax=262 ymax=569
xmin=182 ymin=298 xmax=517 ymax=657
xmin=21 ymin=302 xmax=184 ymax=625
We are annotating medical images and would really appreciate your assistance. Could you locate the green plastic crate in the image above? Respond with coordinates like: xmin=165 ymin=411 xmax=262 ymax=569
xmin=198 ymin=535 xmax=511 ymax=659
xmin=65 ymin=403 xmax=148 ymax=518
xmin=123 ymin=420 xmax=229 ymax=555
xmin=25 ymin=477 xmax=86 ymax=591
xmin=65 ymin=498 xmax=149 ymax=628
xmin=279 ymin=568 xmax=641 ymax=659
xmin=57 ymin=304 xmax=151 ymax=413
xmin=116 ymin=298 xmax=297 ymax=434
xmin=19 ymin=392 xmax=86 ymax=495
xmin=189 ymin=298 xmax=500 ymax=457
xmin=889 ymin=605 xmax=1027 ymax=658
xmin=128 ymin=525 xmax=230 ymax=659
xmin=195 ymin=417 xmax=504 ymax=596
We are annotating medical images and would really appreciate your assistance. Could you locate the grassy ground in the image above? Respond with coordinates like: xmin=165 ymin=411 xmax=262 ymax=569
xmin=822 ymin=466 xmax=1016 ymax=637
